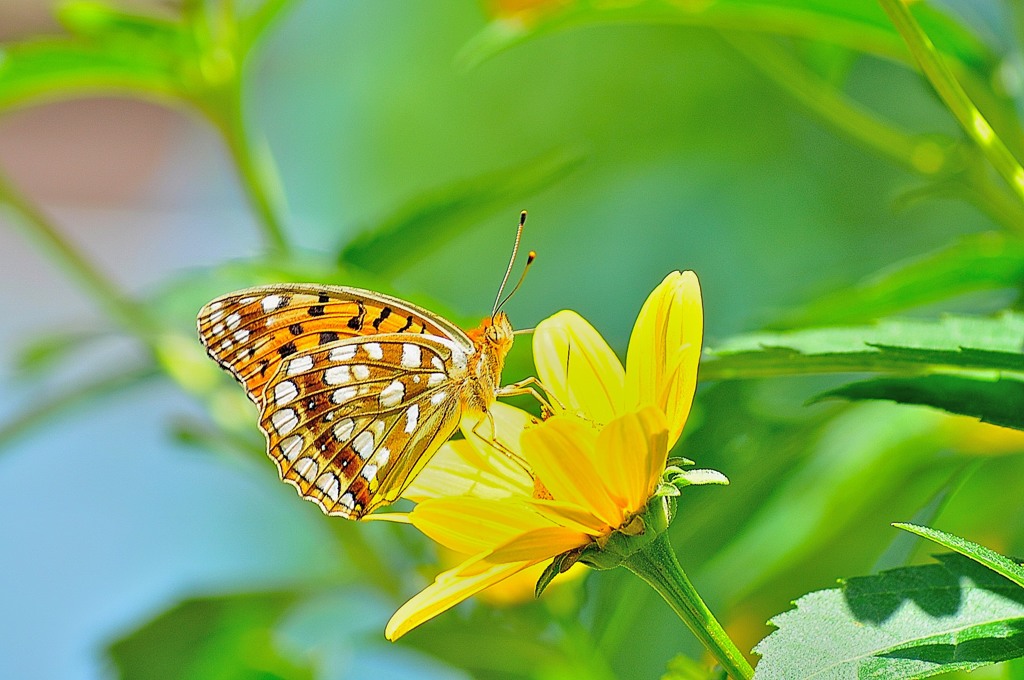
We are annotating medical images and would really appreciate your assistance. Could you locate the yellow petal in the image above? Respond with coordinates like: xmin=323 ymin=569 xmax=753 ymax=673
xmin=593 ymin=406 xmax=670 ymax=514
xmin=534 ymin=310 xmax=625 ymax=424
xmin=483 ymin=526 xmax=590 ymax=564
xmin=403 ymin=434 xmax=533 ymax=504
xmin=526 ymin=498 xmax=609 ymax=535
xmin=386 ymin=557 xmax=539 ymax=640
xmin=521 ymin=416 xmax=624 ymax=528
xmin=461 ymin=401 xmax=539 ymax=473
xmin=409 ymin=496 xmax=553 ymax=555
xmin=624 ymin=271 xmax=703 ymax=447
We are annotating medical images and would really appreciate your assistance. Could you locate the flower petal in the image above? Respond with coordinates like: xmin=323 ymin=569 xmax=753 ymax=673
xmin=527 ymin=498 xmax=609 ymax=535
xmin=521 ymin=416 xmax=624 ymax=528
xmin=534 ymin=310 xmax=625 ymax=424
xmin=386 ymin=556 xmax=539 ymax=640
xmin=461 ymin=401 xmax=539 ymax=472
xmin=476 ymin=526 xmax=589 ymax=565
xmin=409 ymin=496 xmax=553 ymax=555
xmin=594 ymin=406 xmax=670 ymax=514
xmin=625 ymin=271 xmax=703 ymax=447
xmin=403 ymin=432 xmax=533 ymax=504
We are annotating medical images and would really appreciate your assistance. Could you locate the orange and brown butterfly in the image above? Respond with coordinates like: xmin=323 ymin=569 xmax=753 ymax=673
xmin=196 ymin=212 xmax=534 ymax=519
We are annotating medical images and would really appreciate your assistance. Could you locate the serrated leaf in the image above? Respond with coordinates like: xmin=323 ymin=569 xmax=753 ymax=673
xmin=819 ymin=374 xmax=1024 ymax=431
xmin=772 ymin=233 xmax=1024 ymax=329
xmin=461 ymin=0 xmax=994 ymax=74
xmin=106 ymin=592 xmax=315 ymax=680
xmin=895 ymin=524 xmax=1024 ymax=589
xmin=754 ymin=553 xmax=1024 ymax=679
xmin=701 ymin=313 xmax=1024 ymax=381
xmin=339 ymin=148 xmax=584 ymax=275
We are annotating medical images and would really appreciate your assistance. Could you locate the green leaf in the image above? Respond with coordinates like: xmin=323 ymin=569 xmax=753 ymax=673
xmin=895 ymin=524 xmax=1024 ymax=590
xmin=701 ymin=313 xmax=1024 ymax=381
xmin=13 ymin=328 xmax=111 ymax=377
xmin=771 ymin=233 xmax=1024 ymax=329
xmin=819 ymin=374 xmax=1024 ymax=431
xmin=461 ymin=0 xmax=994 ymax=74
xmin=753 ymin=553 xmax=1024 ymax=679
xmin=339 ymin=148 xmax=584 ymax=275
xmin=106 ymin=592 xmax=314 ymax=680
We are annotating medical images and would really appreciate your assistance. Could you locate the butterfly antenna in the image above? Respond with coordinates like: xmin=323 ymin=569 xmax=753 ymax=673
xmin=496 ymin=251 xmax=536 ymax=315
xmin=492 ymin=210 xmax=527 ymax=318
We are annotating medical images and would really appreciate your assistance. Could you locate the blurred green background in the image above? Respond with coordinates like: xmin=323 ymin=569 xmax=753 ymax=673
xmin=1 ymin=0 xmax=1023 ymax=678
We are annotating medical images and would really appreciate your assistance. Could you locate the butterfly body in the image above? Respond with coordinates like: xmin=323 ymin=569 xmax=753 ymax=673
xmin=197 ymin=284 xmax=513 ymax=519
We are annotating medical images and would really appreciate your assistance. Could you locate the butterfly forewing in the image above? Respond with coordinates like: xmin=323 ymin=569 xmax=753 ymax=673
xmin=197 ymin=284 xmax=472 ymax=408
xmin=197 ymin=285 xmax=480 ymax=519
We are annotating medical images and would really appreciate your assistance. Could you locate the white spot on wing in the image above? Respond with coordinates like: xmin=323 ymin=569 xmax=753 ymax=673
xmin=450 ymin=347 xmax=468 ymax=371
xmin=212 ymin=322 xmax=225 ymax=335
xmin=352 ymin=364 xmax=371 ymax=381
xmin=405 ymin=404 xmax=419 ymax=434
xmin=370 ymin=419 xmax=386 ymax=440
xmin=379 ymin=380 xmax=405 ymax=408
xmin=332 ymin=386 xmax=358 ymax=404
xmin=430 ymin=391 xmax=447 ymax=406
xmin=233 ymin=329 xmax=250 ymax=343
xmin=226 ymin=312 xmax=242 ymax=330
xmin=279 ymin=434 xmax=303 ymax=461
xmin=293 ymin=456 xmax=319 ymax=482
xmin=274 ymin=380 xmax=298 ymax=405
xmin=262 ymin=295 xmax=283 ymax=312
xmin=364 ymin=343 xmax=383 ymax=360
xmin=372 ymin=446 xmax=391 ymax=468
xmin=271 ymin=408 xmax=299 ymax=435
xmin=352 ymin=431 xmax=374 ymax=459
xmin=428 ymin=372 xmax=445 ymax=385
xmin=402 ymin=344 xmax=421 ymax=368
xmin=334 ymin=418 xmax=355 ymax=442
xmin=361 ymin=463 xmax=378 ymax=481
xmin=431 ymin=356 xmax=444 ymax=371
xmin=330 ymin=345 xmax=357 ymax=362
xmin=340 ymin=492 xmax=356 ymax=512
xmin=288 ymin=355 xmax=314 ymax=375
xmin=324 ymin=365 xmax=351 ymax=385
xmin=315 ymin=472 xmax=341 ymax=502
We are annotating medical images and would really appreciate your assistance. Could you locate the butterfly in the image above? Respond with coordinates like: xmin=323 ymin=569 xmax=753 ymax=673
xmin=197 ymin=213 xmax=534 ymax=519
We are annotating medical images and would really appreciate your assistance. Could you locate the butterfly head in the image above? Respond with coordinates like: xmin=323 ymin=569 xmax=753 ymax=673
xmin=471 ymin=311 xmax=515 ymax=356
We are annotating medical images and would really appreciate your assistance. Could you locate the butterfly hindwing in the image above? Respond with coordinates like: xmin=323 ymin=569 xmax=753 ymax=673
xmin=258 ymin=333 xmax=469 ymax=518
xmin=197 ymin=284 xmax=473 ymax=408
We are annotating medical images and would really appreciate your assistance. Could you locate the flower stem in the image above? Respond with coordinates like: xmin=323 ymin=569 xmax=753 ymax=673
xmin=622 ymin=532 xmax=754 ymax=679
xmin=878 ymin=0 xmax=1024 ymax=208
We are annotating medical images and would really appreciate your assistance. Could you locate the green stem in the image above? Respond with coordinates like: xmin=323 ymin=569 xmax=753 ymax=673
xmin=622 ymin=532 xmax=754 ymax=679
xmin=0 ymin=170 xmax=158 ymax=339
xmin=213 ymin=87 xmax=291 ymax=256
xmin=722 ymin=33 xmax=938 ymax=176
xmin=879 ymin=0 xmax=1024 ymax=207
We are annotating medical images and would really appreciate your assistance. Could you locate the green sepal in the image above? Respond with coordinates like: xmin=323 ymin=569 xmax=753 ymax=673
xmin=534 ymin=547 xmax=584 ymax=598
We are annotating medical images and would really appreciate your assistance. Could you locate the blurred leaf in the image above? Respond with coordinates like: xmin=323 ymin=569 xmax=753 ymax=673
xmin=697 ymin=402 xmax=948 ymax=603
xmin=107 ymin=592 xmax=314 ymax=680
xmin=874 ymin=473 xmax=964 ymax=573
xmin=895 ymin=524 xmax=1024 ymax=589
xmin=753 ymin=553 xmax=1024 ymax=679
xmin=662 ymin=653 xmax=724 ymax=680
xmin=772 ymin=233 xmax=1024 ymax=329
xmin=819 ymin=374 xmax=1024 ymax=431
xmin=702 ymin=313 xmax=1024 ymax=380
xmin=339 ymin=147 xmax=584 ymax=275
xmin=13 ymin=328 xmax=110 ymax=377
xmin=0 ymin=6 xmax=189 ymax=110
xmin=463 ymin=0 xmax=994 ymax=73
xmin=0 ymin=366 xmax=157 ymax=453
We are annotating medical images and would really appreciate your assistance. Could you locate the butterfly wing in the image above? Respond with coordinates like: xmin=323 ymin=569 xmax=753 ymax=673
xmin=259 ymin=333 xmax=469 ymax=518
xmin=197 ymin=285 xmax=476 ymax=519
xmin=197 ymin=284 xmax=473 ymax=408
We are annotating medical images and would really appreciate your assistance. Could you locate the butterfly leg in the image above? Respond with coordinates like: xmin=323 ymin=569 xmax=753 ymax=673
xmin=465 ymin=410 xmax=532 ymax=473
xmin=496 ymin=376 xmax=562 ymax=417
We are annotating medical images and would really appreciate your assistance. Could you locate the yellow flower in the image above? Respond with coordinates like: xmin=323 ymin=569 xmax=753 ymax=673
xmin=382 ymin=271 xmax=711 ymax=641
xmin=533 ymin=270 xmax=703 ymax=446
